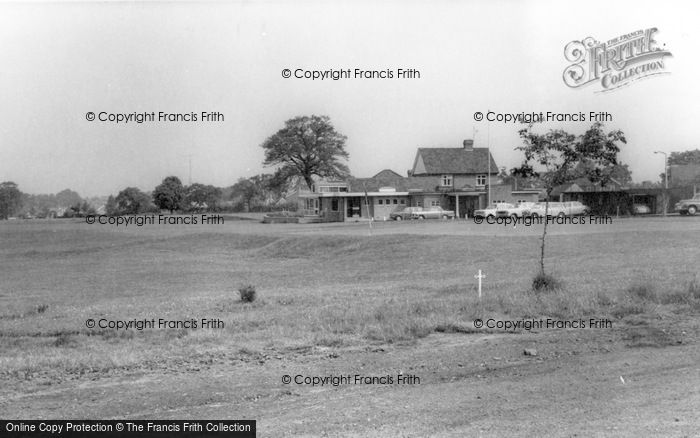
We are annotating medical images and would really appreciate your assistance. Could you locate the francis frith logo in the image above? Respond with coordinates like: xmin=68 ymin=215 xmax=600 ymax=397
xmin=563 ymin=28 xmax=672 ymax=92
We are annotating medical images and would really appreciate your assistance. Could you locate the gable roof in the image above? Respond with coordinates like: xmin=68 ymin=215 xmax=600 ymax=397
xmin=412 ymin=147 xmax=498 ymax=175
xmin=372 ymin=169 xmax=404 ymax=179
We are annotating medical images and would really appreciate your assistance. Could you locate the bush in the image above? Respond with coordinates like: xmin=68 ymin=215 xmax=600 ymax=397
xmin=239 ymin=285 xmax=256 ymax=303
xmin=532 ymin=271 xmax=562 ymax=292
xmin=627 ymin=282 xmax=658 ymax=302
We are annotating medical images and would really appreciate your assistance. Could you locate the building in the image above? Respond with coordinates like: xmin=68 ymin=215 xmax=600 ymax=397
xmin=297 ymin=139 xmax=540 ymax=221
xmin=668 ymin=164 xmax=700 ymax=186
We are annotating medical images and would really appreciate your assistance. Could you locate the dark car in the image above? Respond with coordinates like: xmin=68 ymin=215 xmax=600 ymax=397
xmin=675 ymin=195 xmax=700 ymax=216
xmin=413 ymin=206 xmax=455 ymax=220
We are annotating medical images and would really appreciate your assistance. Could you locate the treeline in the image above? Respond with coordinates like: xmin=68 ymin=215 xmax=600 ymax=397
xmin=105 ymin=174 xmax=294 ymax=216
xmin=0 ymin=173 xmax=295 ymax=220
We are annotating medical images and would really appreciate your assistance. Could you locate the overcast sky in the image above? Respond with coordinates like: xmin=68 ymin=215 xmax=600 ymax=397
xmin=1 ymin=0 xmax=698 ymax=197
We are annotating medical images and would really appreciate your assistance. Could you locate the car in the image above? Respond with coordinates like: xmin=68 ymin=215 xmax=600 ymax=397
xmin=633 ymin=204 xmax=651 ymax=214
xmin=496 ymin=202 xmax=537 ymax=219
xmin=474 ymin=203 xmax=515 ymax=220
xmin=675 ymin=194 xmax=700 ymax=216
xmin=562 ymin=201 xmax=589 ymax=215
xmin=390 ymin=206 xmax=423 ymax=221
xmin=528 ymin=202 xmax=566 ymax=218
xmin=413 ymin=206 xmax=455 ymax=220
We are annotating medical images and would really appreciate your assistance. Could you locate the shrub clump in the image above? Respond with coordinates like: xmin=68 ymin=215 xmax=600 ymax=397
xmin=532 ymin=271 xmax=562 ymax=292
xmin=239 ymin=285 xmax=256 ymax=303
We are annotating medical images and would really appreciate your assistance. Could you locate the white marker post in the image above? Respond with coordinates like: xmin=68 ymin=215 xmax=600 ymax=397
xmin=474 ymin=269 xmax=486 ymax=299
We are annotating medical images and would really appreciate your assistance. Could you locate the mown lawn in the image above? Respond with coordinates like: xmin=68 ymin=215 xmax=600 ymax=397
xmin=1 ymin=218 xmax=699 ymax=379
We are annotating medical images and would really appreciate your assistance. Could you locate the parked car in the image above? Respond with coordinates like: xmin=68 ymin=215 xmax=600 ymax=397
xmin=390 ymin=206 xmax=423 ymax=221
xmin=562 ymin=201 xmax=590 ymax=215
xmin=675 ymin=194 xmax=700 ymax=216
xmin=496 ymin=202 xmax=537 ymax=219
xmin=414 ymin=206 xmax=455 ymax=220
xmin=633 ymin=204 xmax=651 ymax=215
xmin=528 ymin=202 xmax=566 ymax=218
xmin=474 ymin=203 xmax=515 ymax=220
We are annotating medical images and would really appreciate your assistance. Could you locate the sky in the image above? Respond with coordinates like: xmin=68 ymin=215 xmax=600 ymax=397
xmin=1 ymin=0 xmax=698 ymax=197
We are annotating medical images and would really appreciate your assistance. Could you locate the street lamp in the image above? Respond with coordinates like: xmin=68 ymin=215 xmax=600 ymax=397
xmin=654 ymin=151 xmax=668 ymax=216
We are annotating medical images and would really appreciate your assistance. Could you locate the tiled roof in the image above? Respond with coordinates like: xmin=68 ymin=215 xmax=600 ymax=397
xmin=413 ymin=147 xmax=498 ymax=175
xmin=372 ymin=169 xmax=404 ymax=178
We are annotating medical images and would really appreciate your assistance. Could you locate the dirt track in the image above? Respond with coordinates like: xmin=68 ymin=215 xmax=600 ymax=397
xmin=3 ymin=313 xmax=698 ymax=437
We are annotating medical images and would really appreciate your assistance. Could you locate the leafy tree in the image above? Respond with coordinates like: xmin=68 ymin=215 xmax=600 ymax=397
xmin=262 ymin=115 xmax=350 ymax=191
xmin=575 ymin=161 xmax=632 ymax=187
xmin=512 ymin=122 xmax=626 ymax=277
xmin=230 ymin=177 xmax=259 ymax=212
xmin=0 ymin=181 xmax=23 ymax=219
xmin=105 ymin=195 xmax=118 ymax=216
xmin=55 ymin=189 xmax=83 ymax=208
xmin=153 ymin=176 xmax=184 ymax=213
xmin=115 ymin=187 xmax=152 ymax=214
xmin=184 ymin=183 xmax=222 ymax=212
xmin=668 ymin=149 xmax=700 ymax=165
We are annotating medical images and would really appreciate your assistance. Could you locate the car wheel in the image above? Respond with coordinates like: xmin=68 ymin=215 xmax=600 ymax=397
xmin=487 ymin=214 xmax=495 ymax=221
xmin=442 ymin=215 xmax=448 ymax=220
xmin=510 ymin=214 xmax=518 ymax=221
xmin=395 ymin=216 xmax=402 ymax=221
xmin=688 ymin=206 xmax=697 ymax=216
xmin=531 ymin=213 xmax=539 ymax=219
xmin=418 ymin=215 xmax=425 ymax=220
xmin=557 ymin=212 xmax=566 ymax=218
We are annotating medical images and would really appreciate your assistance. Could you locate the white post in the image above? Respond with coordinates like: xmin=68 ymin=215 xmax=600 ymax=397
xmin=474 ymin=269 xmax=486 ymax=299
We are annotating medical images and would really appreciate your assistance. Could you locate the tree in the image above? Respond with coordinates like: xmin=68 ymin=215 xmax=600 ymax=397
xmin=0 ymin=181 xmax=23 ymax=219
xmin=153 ymin=176 xmax=184 ymax=213
xmin=55 ymin=189 xmax=83 ymax=208
xmin=230 ymin=177 xmax=260 ymax=212
xmin=262 ymin=115 xmax=350 ymax=190
xmin=105 ymin=195 xmax=118 ymax=216
xmin=575 ymin=161 xmax=632 ymax=187
xmin=184 ymin=183 xmax=222 ymax=212
xmin=115 ymin=187 xmax=152 ymax=214
xmin=512 ymin=122 xmax=626 ymax=279
xmin=668 ymin=149 xmax=700 ymax=165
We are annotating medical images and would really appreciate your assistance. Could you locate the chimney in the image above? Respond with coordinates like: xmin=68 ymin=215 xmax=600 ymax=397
xmin=463 ymin=139 xmax=474 ymax=150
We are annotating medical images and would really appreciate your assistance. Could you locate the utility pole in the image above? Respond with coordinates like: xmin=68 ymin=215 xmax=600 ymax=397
xmin=654 ymin=151 xmax=668 ymax=216
xmin=182 ymin=154 xmax=193 ymax=185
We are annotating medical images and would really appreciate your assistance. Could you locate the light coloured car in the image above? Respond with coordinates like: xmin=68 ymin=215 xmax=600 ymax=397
xmin=496 ymin=202 xmax=537 ymax=219
xmin=562 ymin=201 xmax=589 ymax=215
xmin=529 ymin=202 xmax=566 ymax=218
xmin=390 ymin=206 xmax=423 ymax=221
xmin=474 ymin=203 xmax=515 ymax=220
xmin=413 ymin=206 xmax=455 ymax=220
xmin=633 ymin=204 xmax=651 ymax=215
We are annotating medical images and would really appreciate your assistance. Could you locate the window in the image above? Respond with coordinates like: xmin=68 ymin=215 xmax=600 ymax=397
xmin=385 ymin=199 xmax=391 ymax=205
xmin=431 ymin=200 xmax=440 ymax=207
xmin=492 ymin=199 xmax=505 ymax=205
xmin=331 ymin=199 xmax=339 ymax=211
xmin=441 ymin=175 xmax=453 ymax=187
xmin=400 ymin=199 xmax=406 ymax=205
xmin=378 ymin=199 xmax=383 ymax=205
xmin=476 ymin=174 xmax=487 ymax=186
xmin=393 ymin=199 xmax=398 ymax=204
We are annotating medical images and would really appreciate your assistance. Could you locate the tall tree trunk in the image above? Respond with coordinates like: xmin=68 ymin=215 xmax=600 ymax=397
xmin=303 ymin=175 xmax=314 ymax=192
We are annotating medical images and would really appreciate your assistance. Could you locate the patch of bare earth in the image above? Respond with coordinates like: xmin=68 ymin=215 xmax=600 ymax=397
xmin=2 ymin=314 xmax=698 ymax=437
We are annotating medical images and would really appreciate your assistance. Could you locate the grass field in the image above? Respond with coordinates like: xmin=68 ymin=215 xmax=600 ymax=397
xmin=1 ymin=216 xmax=699 ymax=435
